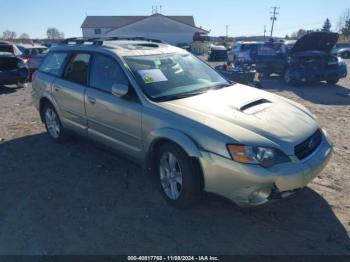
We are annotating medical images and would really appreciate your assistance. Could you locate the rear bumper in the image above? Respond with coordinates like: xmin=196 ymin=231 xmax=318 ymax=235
xmin=0 ymin=68 xmax=28 ymax=84
xmin=199 ymin=129 xmax=333 ymax=207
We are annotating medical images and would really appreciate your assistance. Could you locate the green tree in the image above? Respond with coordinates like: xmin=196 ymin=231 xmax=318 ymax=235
xmin=322 ymin=18 xmax=332 ymax=32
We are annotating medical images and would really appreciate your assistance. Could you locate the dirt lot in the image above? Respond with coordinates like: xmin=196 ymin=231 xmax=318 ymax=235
xmin=0 ymin=60 xmax=350 ymax=255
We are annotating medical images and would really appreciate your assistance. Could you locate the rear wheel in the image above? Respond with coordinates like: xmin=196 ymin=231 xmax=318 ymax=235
xmin=43 ymin=103 xmax=69 ymax=143
xmin=156 ymin=143 xmax=202 ymax=208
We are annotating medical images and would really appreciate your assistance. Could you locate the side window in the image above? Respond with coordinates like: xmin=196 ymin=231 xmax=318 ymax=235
xmin=258 ymin=45 xmax=277 ymax=56
xmin=90 ymin=54 xmax=129 ymax=93
xmin=63 ymin=53 xmax=91 ymax=85
xmin=39 ymin=52 xmax=68 ymax=76
xmin=94 ymin=28 xmax=102 ymax=35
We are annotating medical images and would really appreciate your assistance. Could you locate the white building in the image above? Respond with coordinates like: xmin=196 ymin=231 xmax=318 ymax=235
xmin=81 ymin=13 xmax=209 ymax=45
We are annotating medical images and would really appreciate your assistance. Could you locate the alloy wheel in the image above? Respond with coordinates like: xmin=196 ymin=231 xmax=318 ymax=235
xmin=159 ymin=152 xmax=183 ymax=200
xmin=45 ymin=108 xmax=60 ymax=139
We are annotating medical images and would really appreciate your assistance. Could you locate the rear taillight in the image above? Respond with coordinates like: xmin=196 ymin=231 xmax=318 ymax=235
xmin=22 ymin=55 xmax=32 ymax=63
xmin=31 ymin=71 xmax=37 ymax=82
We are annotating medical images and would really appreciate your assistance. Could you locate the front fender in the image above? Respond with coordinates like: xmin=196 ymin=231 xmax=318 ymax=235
xmin=145 ymin=128 xmax=202 ymax=161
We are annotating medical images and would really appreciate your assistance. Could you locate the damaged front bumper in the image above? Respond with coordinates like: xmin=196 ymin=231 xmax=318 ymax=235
xmin=199 ymin=130 xmax=333 ymax=207
xmin=290 ymin=64 xmax=347 ymax=83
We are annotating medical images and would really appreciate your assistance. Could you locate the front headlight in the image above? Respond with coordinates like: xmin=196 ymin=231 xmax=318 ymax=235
xmin=227 ymin=144 xmax=290 ymax=168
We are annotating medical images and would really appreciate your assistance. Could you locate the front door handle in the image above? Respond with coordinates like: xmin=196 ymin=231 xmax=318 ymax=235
xmin=87 ymin=96 xmax=96 ymax=104
xmin=54 ymin=86 xmax=61 ymax=92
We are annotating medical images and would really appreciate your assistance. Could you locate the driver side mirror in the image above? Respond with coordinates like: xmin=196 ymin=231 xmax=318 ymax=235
xmin=112 ymin=83 xmax=129 ymax=97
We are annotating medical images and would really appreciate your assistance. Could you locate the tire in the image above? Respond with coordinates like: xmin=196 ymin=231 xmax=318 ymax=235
xmin=156 ymin=143 xmax=202 ymax=208
xmin=327 ymin=79 xmax=339 ymax=85
xmin=42 ymin=103 xmax=69 ymax=143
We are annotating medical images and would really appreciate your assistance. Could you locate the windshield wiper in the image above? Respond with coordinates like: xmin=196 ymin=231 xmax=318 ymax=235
xmin=155 ymin=90 xmax=207 ymax=102
xmin=208 ymin=83 xmax=232 ymax=90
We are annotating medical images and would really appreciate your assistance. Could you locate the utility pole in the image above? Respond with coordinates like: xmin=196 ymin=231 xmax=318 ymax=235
xmin=225 ymin=25 xmax=229 ymax=38
xmin=270 ymin=6 xmax=279 ymax=37
xmin=264 ymin=25 xmax=267 ymax=38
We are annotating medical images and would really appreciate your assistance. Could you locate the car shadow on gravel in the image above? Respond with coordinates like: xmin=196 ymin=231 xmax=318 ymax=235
xmin=259 ymin=77 xmax=350 ymax=106
xmin=0 ymin=133 xmax=349 ymax=255
xmin=0 ymin=84 xmax=24 ymax=95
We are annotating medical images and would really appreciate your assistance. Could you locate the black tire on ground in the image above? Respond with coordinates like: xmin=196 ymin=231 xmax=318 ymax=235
xmin=156 ymin=142 xmax=203 ymax=209
xmin=42 ymin=103 xmax=69 ymax=143
xmin=327 ymin=79 xmax=339 ymax=85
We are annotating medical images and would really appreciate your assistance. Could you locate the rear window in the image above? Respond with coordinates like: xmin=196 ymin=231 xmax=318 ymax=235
xmin=39 ymin=52 xmax=68 ymax=76
xmin=0 ymin=45 xmax=14 ymax=53
xmin=241 ymin=44 xmax=259 ymax=52
xmin=257 ymin=43 xmax=286 ymax=56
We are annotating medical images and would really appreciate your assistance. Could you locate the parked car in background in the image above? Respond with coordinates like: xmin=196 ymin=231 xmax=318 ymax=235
xmin=254 ymin=41 xmax=287 ymax=77
xmin=228 ymin=41 xmax=287 ymax=77
xmin=0 ymin=41 xmax=28 ymax=86
xmin=283 ymin=32 xmax=347 ymax=85
xmin=334 ymin=47 xmax=350 ymax=59
xmin=284 ymin=40 xmax=297 ymax=51
xmin=16 ymin=44 xmax=48 ymax=74
xmin=227 ymin=42 xmax=262 ymax=64
xmin=208 ymin=45 xmax=228 ymax=61
xmin=32 ymin=38 xmax=332 ymax=208
xmin=176 ymin=42 xmax=191 ymax=51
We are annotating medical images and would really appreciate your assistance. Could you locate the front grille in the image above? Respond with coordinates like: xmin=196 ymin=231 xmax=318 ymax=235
xmin=295 ymin=129 xmax=322 ymax=160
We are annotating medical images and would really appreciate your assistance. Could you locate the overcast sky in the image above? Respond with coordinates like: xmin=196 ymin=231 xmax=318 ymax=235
xmin=0 ymin=0 xmax=348 ymax=38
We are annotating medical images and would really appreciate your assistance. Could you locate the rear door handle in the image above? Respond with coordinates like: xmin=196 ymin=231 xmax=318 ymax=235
xmin=87 ymin=96 xmax=96 ymax=104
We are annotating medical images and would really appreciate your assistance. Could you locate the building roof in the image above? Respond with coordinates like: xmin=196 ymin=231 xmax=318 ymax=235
xmin=81 ymin=15 xmax=196 ymax=29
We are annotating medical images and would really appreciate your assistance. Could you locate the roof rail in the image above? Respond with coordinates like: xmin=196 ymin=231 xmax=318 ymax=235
xmin=60 ymin=37 xmax=162 ymax=46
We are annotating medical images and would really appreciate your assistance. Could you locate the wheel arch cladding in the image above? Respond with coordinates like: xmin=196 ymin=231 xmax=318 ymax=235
xmin=145 ymin=128 xmax=202 ymax=168
xmin=145 ymin=129 xmax=205 ymax=189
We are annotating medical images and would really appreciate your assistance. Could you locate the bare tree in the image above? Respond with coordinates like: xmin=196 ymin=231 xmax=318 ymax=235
xmin=19 ymin=33 xmax=30 ymax=39
xmin=2 ymin=30 xmax=17 ymax=40
xmin=337 ymin=8 xmax=350 ymax=32
xmin=291 ymin=29 xmax=307 ymax=39
xmin=47 ymin=27 xmax=64 ymax=40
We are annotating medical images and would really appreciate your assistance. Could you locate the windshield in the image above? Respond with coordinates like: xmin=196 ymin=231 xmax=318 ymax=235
xmin=125 ymin=53 xmax=230 ymax=101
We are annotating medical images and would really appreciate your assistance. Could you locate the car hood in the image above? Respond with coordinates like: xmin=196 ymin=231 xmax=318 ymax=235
xmin=158 ymin=84 xmax=319 ymax=155
xmin=291 ymin=32 xmax=339 ymax=54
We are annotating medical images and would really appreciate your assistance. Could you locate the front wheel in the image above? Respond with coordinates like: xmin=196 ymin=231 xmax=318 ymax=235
xmin=156 ymin=143 xmax=202 ymax=208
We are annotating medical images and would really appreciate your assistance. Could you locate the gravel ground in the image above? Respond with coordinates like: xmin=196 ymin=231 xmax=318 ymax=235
xmin=0 ymin=60 xmax=349 ymax=255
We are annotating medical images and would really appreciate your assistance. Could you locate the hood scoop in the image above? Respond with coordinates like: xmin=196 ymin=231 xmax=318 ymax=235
xmin=239 ymin=99 xmax=272 ymax=114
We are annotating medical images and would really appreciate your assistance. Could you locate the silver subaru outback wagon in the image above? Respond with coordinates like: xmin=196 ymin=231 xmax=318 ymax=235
xmin=31 ymin=38 xmax=333 ymax=208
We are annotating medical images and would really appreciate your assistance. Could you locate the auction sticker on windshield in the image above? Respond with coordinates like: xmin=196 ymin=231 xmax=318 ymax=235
xmin=138 ymin=69 xmax=168 ymax=84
